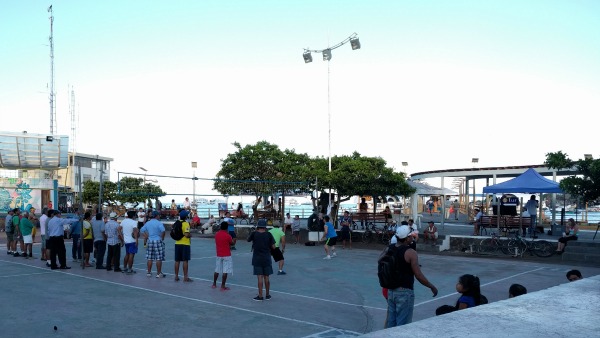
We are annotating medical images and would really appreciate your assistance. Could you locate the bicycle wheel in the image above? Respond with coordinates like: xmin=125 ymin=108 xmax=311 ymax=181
xmin=504 ymin=239 xmax=522 ymax=257
xmin=478 ymin=238 xmax=494 ymax=253
xmin=532 ymin=240 xmax=555 ymax=257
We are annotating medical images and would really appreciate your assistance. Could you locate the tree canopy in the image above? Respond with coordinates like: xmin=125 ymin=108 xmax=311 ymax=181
xmin=545 ymin=151 xmax=600 ymax=204
xmin=213 ymin=142 xmax=415 ymax=211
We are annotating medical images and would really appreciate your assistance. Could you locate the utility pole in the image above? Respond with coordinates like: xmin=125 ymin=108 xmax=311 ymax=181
xmin=48 ymin=5 xmax=56 ymax=135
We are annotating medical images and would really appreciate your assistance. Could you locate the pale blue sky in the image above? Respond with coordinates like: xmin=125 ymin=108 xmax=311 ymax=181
xmin=1 ymin=1 xmax=599 ymax=192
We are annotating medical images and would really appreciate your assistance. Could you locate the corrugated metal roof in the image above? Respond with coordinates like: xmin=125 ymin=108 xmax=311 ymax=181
xmin=0 ymin=131 xmax=69 ymax=169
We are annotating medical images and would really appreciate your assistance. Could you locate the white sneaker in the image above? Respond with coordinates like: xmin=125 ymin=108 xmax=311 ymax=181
xmin=323 ymin=255 xmax=331 ymax=260
xmin=332 ymin=252 xmax=337 ymax=257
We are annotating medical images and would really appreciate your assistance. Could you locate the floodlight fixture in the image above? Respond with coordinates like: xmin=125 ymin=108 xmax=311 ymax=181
xmin=472 ymin=158 xmax=479 ymax=164
xmin=402 ymin=162 xmax=408 ymax=167
xmin=322 ymin=49 xmax=332 ymax=61
xmin=46 ymin=135 xmax=54 ymax=142
xmin=139 ymin=167 xmax=147 ymax=172
xmin=350 ymin=37 xmax=361 ymax=50
xmin=584 ymin=154 xmax=593 ymax=160
xmin=303 ymin=51 xmax=313 ymax=63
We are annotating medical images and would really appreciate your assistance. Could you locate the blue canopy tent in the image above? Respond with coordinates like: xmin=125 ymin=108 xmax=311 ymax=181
xmin=483 ymin=168 xmax=563 ymax=235
xmin=482 ymin=168 xmax=563 ymax=194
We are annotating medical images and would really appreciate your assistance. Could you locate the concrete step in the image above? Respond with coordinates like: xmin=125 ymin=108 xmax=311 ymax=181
xmin=561 ymin=251 xmax=600 ymax=265
xmin=416 ymin=243 xmax=441 ymax=252
xmin=562 ymin=246 xmax=600 ymax=254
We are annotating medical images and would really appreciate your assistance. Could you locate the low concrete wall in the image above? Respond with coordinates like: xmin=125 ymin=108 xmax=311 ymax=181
xmin=362 ymin=275 xmax=600 ymax=337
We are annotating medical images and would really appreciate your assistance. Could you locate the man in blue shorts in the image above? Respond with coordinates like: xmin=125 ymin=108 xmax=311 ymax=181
xmin=121 ymin=210 xmax=139 ymax=274
xmin=140 ymin=211 xmax=166 ymax=278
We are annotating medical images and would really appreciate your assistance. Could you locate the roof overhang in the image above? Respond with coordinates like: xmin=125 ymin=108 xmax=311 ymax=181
xmin=0 ymin=131 xmax=69 ymax=169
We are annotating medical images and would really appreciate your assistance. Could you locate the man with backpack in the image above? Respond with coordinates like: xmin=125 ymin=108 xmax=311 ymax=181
xmin=5 ymin=209 xmax=15 ymax=255
xmin=379 ymin=225 xmax=438 ymax=327
xmin=173 ymin=210 xmax=192 ymax=282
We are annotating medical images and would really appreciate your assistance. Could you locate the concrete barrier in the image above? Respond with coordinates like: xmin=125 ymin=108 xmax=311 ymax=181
xmin=362 ymin=275 xmax=600 ymax=337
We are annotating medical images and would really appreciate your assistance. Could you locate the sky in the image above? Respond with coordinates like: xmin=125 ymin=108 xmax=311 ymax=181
xmin=1 ymin=0 xmax=600 ymax=194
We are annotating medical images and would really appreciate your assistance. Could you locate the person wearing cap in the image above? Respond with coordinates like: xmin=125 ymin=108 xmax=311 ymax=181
xmin=248 ymin=219 xmax=276 ymax=301
xmin=140 ymin=210 xmax=167 ymax=278
xmin=47 ymin=210 xmax=79 ymax=269
xmin=174 ymin=210 xmax=193 ymax=282
xmin=105 ymin=212 xmax=124 ymax=272
xmin=91 ymin=212 xmax=107 ymax=269
xmin=223 ymin=211 xmax=237 ymax=250
xmin=385 ymin=225 xmax=438 ymax=327
xmin=423 ymin=221 xmax=438 ymax=245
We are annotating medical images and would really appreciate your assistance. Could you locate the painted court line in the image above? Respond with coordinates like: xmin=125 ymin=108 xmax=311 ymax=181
xmin=0 ymin=259 xmax=358 ymax=334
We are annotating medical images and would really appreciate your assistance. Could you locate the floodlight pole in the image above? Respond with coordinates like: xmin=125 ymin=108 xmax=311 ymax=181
xmin=303 ymin=33 xmax=360 ymax=216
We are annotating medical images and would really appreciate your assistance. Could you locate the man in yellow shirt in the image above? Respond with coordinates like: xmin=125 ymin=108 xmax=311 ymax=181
xmin=174 ymin=210 xmax=192 ymax=282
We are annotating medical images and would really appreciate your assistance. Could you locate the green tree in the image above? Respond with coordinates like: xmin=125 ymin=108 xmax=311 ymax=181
xmin=82 ymin=177 xmax=166 ymax=209
xmin=214 ymin=142 xmax=414 ymax=220
xmin=214 ymin=141 xmax=312 ymax=196
xmin=545 ymin=151 xmax=600 ymax=205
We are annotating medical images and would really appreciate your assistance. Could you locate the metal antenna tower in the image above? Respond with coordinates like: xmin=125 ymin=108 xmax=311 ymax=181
xmin=69 ymin=85 xmax=77 ymax=153
xmin=48 ymin=5 xmax=57 ymax=135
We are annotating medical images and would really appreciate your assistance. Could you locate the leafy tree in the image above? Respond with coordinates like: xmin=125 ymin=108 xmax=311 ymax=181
xmin=545 ymin=151 xmax=600 ymax=206
xmin=214 ymin=142 xmax=414 ymax=220
xmin=82 ymin=177 xmax=166 ymax=209
xmin=214 ymin=141 xmax=312 ymax=197
xmin=81 ymin=180 xmax=118 ymax=207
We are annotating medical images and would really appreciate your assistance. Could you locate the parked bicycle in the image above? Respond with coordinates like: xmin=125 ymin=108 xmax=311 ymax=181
xmin=505 ymin=233 xmax=555 ymax=258
xmin=477 ymin=232 xmax=511 ymax=255
xmin=362 ymin=224 xmax=391 ymax=245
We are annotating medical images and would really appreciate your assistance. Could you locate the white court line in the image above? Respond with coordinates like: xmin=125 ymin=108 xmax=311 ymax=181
xmin=415 ymin=267 xmax=546 ymax=306
xmin=0 ymin=271 xmax=54 ymax=278
xmin=0 ymin=258 xmax=359 ymax=334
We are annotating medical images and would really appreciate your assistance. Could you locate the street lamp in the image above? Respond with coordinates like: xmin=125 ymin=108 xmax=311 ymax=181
xmin=139 ymin=167 xmax=148 ymax=209
xmin=303 ymin=33 xmax=361 ymax=213
xmin=584 ymin=154 xmax=593 ymax=160
xmin=192 ymin=161 xmax=198 ymax=206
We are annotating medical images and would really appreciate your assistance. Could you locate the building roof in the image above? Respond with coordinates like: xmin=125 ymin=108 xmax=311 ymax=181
xmin=0 ymin=131 xmax=69 ymax=169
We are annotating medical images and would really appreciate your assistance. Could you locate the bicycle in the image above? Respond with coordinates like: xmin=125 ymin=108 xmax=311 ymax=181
xmin=505 ymin=233 xmax=555 ymax=258
xmin=477 ymin=232 xmax=510 ymax=255
xmin=362 ymin=224 xmax=391 ymax=245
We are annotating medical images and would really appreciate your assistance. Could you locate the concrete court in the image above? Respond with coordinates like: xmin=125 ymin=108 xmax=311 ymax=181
xmin=1 ymin=235 xmax=599 ymax=338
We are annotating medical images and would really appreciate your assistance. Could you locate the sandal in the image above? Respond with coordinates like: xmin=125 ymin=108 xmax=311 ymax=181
xmin=174 ymin=277 xmax=180 ymax=282
xmin=183 ymin=278 xmax=193 ymax=282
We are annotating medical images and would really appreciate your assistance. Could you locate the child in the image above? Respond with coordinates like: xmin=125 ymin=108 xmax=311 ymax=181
xmin=436 ymin=274 xmax=483 ymax=316
xmin=509 ymin=283 xmax=527 ymax=298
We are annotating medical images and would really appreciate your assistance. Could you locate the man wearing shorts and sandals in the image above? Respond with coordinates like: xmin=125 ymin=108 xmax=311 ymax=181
xmin=321 ymin=215 xmax=337 ymax=259
xmin=248 ymin=219 xmax=275 ymax=301
xmin=174 ymin=210 xmax=192 ymax=282
xmin=213 ymin=222 xmax=234 ymax=290
xmin=140 ymin=211 xmax=166 ymax=278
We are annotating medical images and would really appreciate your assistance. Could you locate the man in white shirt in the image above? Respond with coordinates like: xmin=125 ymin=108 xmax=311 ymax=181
xmin=121 ymin=210 xmax=139 ymax=274
xmin=524 ymin=195 xmax=539 ymax=237
xmin=473 ymin=208 xmax=483 ymax=236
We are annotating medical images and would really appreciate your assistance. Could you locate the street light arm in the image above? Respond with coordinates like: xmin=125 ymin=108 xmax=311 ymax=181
xmin=304 ymin=32 xmax=358 ymax=53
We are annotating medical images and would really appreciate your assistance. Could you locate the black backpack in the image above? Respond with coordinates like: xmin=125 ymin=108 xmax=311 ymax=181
xmin=377 ymin=245 xmax=402 ymax=289
xmin=170 ymin=220 xmax=184 ymax=241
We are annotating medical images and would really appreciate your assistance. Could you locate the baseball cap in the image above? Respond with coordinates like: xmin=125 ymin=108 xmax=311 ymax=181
xmin=428 ymin=221 xmax=434 ymax=224
xmin=395 ymin=225 xmax=410 ymax=239
xmin=257 ymin=219 xmax=267 ymax=228
xmin=179 ymin=210 xmax=189 ymax=219
xmin=151 ymin=210 xmax=160 ymax=218
xmin=109 ymin=212 xmax=118 ymax=219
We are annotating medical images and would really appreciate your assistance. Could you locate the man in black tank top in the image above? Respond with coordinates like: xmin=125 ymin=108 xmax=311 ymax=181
xmin=385 ymin=225 xmax=438 ymax=328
